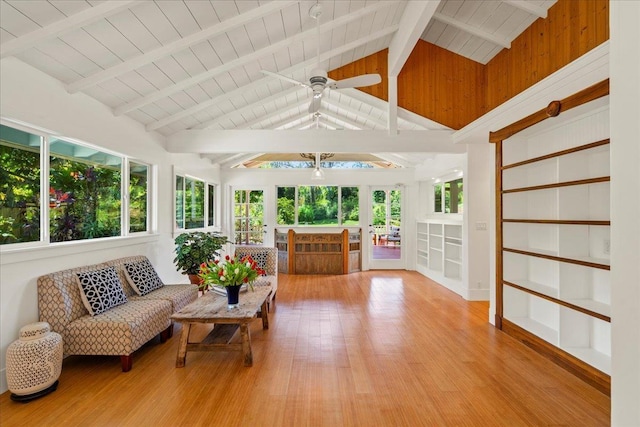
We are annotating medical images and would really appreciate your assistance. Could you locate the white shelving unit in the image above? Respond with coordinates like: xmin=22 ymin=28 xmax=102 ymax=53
xmin=492 ymin=86 xmax=611 ymax=394
xmin=416 ymin=219 xmax=463 ymax=295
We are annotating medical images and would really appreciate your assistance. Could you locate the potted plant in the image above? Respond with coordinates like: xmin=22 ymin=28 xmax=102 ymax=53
xmin=173 ymin=231 xmax=229 ymax=284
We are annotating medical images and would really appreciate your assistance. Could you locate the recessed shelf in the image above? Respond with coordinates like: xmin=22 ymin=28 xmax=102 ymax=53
xmin=506 ymin=316 xmax=559 ymax=345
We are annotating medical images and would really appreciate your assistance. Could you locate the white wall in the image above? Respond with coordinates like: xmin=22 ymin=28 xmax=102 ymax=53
xmin=0 ymin=58 xmax=218 ymax=393
xmin=610 ymin=1 xmax=640 ymax=425
xmin=463 ymin=143 xmax=491 ymax=300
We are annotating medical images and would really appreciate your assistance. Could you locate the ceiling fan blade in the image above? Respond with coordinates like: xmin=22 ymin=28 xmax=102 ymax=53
xmin=328 ymin=74 xmax=382 ymax=90
xmin=308 ymin=96 xmax=321 ymax=114
xmin=261 ymin=70 xmax=309 ymax=88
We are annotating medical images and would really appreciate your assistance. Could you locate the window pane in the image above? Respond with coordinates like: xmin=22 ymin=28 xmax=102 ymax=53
xmin=298 ymin=186 xmax=338 ymax=225
xmin=340 ymin=187 xmax=359 ymax=225
xmin=175 ymin=175 xmax=184 ymax=229
xmin=49 ymin=138 xmax=121 ymax=242
xmin=129 ymin=162 xmax=147 ymax=233
xmin=184 ymin=178 xmax=204 ymax=229
xmin=434 ymin=184 xmax=442 ymax=213
xmin=0 ymin=125 xmax=41 ymax=245
xmin=277 ymin=186 xmax=295 ymax=225
xmin=207 ymin=184 xmax=214 ymax=226
xmin=233 ymin=190 xmax=264 ymax=245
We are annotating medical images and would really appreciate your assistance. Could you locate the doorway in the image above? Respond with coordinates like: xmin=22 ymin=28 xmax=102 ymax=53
xmin=368 ymin=187 xmax=404 ymax=269
xmin=233 ymin=189 xmax=265 ymax=245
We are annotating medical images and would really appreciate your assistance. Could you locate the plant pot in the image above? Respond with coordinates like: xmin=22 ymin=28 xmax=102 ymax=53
xmin=187 ymin=274 xmax=202 ymax=285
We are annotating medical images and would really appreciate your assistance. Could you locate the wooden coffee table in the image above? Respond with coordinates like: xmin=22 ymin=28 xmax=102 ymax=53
xmin=171 ymin=285 xmax=272 ymax=367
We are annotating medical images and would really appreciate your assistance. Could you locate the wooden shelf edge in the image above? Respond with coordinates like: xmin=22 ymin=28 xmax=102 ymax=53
xmin=503 ymin=176 xmax=610 ymax=194
xmin=503 ymin=219 xmax=610 ymax=226
xmin=503 ymin=281 xmax=611 ymax=322
xmin=500 ymin=319 xmax=611 ymax=396
xmin=502 ymin=139 xmax=610 ymax=170
xmin=503 ymin=247 xmax=610 ymax=270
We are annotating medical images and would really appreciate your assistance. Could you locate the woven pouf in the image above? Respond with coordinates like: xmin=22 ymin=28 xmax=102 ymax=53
xmin=6 ymin=322 xmax=63 ymax=402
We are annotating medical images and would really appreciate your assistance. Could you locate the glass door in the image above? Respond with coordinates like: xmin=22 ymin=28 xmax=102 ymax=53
xmin=233 ymin=189 xmax=265 ymax=245
xmin=369 ymin=187 xmax=404 ymax=269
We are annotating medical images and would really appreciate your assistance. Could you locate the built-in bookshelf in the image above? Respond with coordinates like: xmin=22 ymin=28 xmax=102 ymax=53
xmin=416 ymin=219 xmax=463 ymax=294
xmin=491 ymin=79 xmax=611 ymax=395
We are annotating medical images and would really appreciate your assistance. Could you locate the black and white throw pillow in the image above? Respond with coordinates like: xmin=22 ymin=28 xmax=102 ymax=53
xmin=76 ymin=267 xmax=128 ymax=316
xmin=123 ymin=259 xmax=164 ymax=296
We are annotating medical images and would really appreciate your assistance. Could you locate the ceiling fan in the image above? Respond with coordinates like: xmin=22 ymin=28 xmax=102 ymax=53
xmin=261 ymin=3 xmax=382 ymax=114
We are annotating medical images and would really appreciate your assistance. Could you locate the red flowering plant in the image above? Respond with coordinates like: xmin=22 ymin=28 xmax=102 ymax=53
xmin=197 ymin=254 xmax=265 ymax=292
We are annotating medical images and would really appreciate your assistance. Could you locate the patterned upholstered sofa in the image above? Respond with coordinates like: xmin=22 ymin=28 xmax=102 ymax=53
xmin=37 ymin=255 xmax=197 ymax=372
xmin=233 ymin=246 xmax=278 ymax=310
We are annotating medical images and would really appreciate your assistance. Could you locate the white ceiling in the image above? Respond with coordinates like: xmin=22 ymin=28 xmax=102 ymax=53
xmin=0 ymin=0 xmax=555 ymax=168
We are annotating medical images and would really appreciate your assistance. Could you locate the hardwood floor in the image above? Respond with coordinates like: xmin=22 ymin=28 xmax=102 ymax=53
xmin=1 ymin=271 xmax=610 ymax=426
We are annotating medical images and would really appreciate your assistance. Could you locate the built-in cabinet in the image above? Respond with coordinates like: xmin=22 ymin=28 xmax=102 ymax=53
xmin=491 ymin=80 xmax=610 ymax=394
xmin=416 ymin=219 xmax=463 ymax=292
xmin=275 ymin=229 xmax=361 ymax=275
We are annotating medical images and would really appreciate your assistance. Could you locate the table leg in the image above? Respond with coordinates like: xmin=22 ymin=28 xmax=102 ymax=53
xmin=240 ymin=323 xmax=253 ymax=366
xmin=261 ymin=300 xmax=269 ymax=330
xmin=175 ymin=323 xmax=191 ymax=368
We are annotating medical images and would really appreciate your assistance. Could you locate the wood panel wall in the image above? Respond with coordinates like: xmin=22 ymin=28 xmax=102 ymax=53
xmin=398 ymin=41 xmax=486 ymax=130
xmin=485 ymin=0 xmax=609 ymax=112
xmin=328 ymin=0 xmax=609 ymax=130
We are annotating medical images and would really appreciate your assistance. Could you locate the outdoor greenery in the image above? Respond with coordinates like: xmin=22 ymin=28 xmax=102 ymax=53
xmin=434 ymin=178 xmax=464 ymax=213
xmin=371 ymin=189 xmax=401 ymax=227
xmin=1 ymin=123 xmax=149 ymax=246
xmin=234 ymin=190 xmax=264 ymax=245
xmin=276 ymin=186 xmax=359 ymax=226
xmin=0 ymin=129 xmax=41 ymax=244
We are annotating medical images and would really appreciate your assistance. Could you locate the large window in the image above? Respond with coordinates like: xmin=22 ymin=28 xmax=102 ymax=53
xmin=0 ymin=123 xmax=151 ymax=247
xmin=276 ymin=186 xmax=359 ymax=226
xmin=174 ymin=173 xmax=215 ymax=231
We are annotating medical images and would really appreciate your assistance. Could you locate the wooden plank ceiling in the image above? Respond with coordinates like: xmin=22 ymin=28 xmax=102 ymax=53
xmin=0 ymin=0 xmax=555 ymax=167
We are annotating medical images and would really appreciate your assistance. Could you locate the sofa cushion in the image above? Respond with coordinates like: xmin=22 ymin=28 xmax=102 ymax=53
xmin=64 ymin=299 xmax=172 ymax=356
xmin=131 ymin=284 xmax=198 ymax=312
xmin=123 ymin=258 xmax=164 ymax=296
xmin=76 ymin=267 xmax=128 ymax=316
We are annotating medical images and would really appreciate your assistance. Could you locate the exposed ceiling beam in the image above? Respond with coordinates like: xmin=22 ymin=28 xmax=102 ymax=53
xmin=66 ymin=1 xmax=296 ymax=94
xmin=220 ymin=153 xmax=264 ymax=168
xmin=388 ymin=0 xmax=440 ymax=77
xmin=270 ymin=112 xmax=312 ymax=130
xmin=0 ymin=1 xmax=141 ymax=58
xmin=166 ymin=129 xmax=459 ymax=154
xmin=146 ymin=24 xmax=399 ymax=132
xmin=192 ymin=86 xmax=305 ymax=130
xmin=113 ymin=1 xmax=395 ymax=116
xmin=372 ymin=152 xmax=414 ymax=168
xmin=238 ymin=100 xmax=310 ymax=130
xmin=331 ymin=85 xmax=445 ymax=130
xmin=432 ymin=12 xmax=511 ymax=49
xmin=502 ymin=0 xmax=549 ymax=18
xmin=317 ymin=109 xmax=365 ymax=130
xmin=322 ymin=98 xmax=387 ymax=128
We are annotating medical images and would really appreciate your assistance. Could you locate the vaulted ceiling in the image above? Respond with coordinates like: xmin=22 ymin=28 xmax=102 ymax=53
xmin=0 ymin=0 xmax=555 ymax=168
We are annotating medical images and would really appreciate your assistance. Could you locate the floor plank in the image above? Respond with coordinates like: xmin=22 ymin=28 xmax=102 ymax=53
xmin=0 ymin=271 xmax=610 ymax=426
